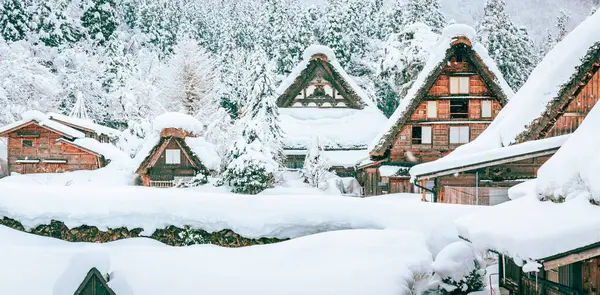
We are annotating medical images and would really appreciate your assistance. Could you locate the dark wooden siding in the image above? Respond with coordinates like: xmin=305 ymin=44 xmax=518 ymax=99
xmin=148 ymin=140 xmax=197 ymax=181
xmin=6 ymin=124 xmax=102 ymax=174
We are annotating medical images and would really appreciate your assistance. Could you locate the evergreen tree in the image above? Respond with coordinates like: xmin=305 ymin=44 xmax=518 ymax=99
xmin=537 ymin=29 xmax=555 ymax=58
xmin=555 ymin=9 xmax=571 ymax=43
xmin=81 ymin=0 xmax=118 ymax=45
xmin=477 ymin=0 xmax=537 ymax=90
xmin=301 ymin=135 xmax=331 ymax=189
xmin=401 ymin=0 xmax=447 ymax=33
xmin=0 ymin=0 xmax=30 ymax=41
xmin=30 ymin=0 xmax=81 ymax=47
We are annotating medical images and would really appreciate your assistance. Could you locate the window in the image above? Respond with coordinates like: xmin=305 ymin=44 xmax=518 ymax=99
xmin=165 ymin=149 xmax=181 ymax=164
xmin=449 ymin=76 xmax=470 ymax=94
xmin=22 ymin=140 xmax=33 ymax=148
xmin=449 ymin=126 xmax=469 ymax=144
xmin=412 ymin=126 xmax=432 ymax=145
xmin=427 ymin=101 xmax=437 ymax=118
xmin=481 ymin=100 xmax=492 ymax=118
xmin=450 ymin=100 xmax=469 ymax=119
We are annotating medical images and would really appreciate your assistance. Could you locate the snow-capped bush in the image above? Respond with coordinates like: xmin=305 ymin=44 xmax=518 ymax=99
xmin=432 ymin=241 xmax=485 ymax=294
xmin=301 ymin=135 xmax=331 ymax=189
xmin=176 ymin=174 xmax=209 ymax=188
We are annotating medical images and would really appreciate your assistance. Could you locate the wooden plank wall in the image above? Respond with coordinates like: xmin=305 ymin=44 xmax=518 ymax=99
xmin=7 ymin=124 xmax=101 ymax=174
xmin=546 ymin=66 xmax=600 ymax=137
xmin=582 ymin=257 xmax=600 ymax=294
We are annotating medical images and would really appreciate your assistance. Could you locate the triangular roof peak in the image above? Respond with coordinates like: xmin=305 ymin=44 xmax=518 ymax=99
xmin=369 ymin=24 xmax=513 ymax=156
xmin=276 ymin=45 xmax=377 ymax=110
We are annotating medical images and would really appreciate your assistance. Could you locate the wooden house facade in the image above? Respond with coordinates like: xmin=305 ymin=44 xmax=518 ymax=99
xmin=276 ymin=45 xmax=387 ymax=177
xmin=0 ymin=112 xmax=116 ymax=174
xmin=361 ymin=28 xmax=513 ymax=196
xmin=135 ymin=128 xmax=212 ymax=188
xmin=410 ymin=32 xmax=600 ymax=204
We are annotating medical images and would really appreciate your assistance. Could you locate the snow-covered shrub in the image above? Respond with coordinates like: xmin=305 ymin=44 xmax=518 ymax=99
xmin=176 ymin=174 xmax=208 ymax=188
xmin=221 ymin=140 xmax=276 ymax=194
xmin=432 ymin=241 xmax=486 ymax=295
xmin=301 ymin=135 xmax=331 ymax=189
xmin=177 ymin=226 xmax=209 ymax=246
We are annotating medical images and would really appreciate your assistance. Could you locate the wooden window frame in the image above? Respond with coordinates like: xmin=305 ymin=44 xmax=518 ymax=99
xmin=165 ymin=149 xmax=181 ymax=164
xmin=22 ymin=139 xmax=34 ymax=148
xmin=481 ymin=100 xmax=493 ymax=118
xmin=449 ymin=126 xmax=470 ymax=144
xmin=449 ymin=76 xmax=470 ymax=94
xmin=450 ymin=99 xmax=469 ymax=119
xmin=412 ymin=126 xmax=432 ymax=145
xmin=427 ymin=101 xmax=437 ymax=119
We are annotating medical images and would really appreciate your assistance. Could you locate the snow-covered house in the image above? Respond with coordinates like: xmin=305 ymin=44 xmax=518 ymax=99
xmin=276 ymin=45 xmax=387 ymax=177
xmin=456 ymin=101 xmax=600 ymax=295
xmin=47 ymin=112 xmax=121 ymax=143
xmin=410 ymin=11 xmax=600 ymax=205
xmin=134 ymin=113 xmax=220 ymax=187
xmin=0 ymin=111 xmax=125 ymax=174
xmin=360 ymin=25 xmax=513 ymax=196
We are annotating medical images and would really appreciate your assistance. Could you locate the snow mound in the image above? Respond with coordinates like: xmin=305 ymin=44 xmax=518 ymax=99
xmin=70 ymin=138 xmax=131 ymax=164
xmin=185 ymin=137 xmax=221 ymax=171
xmin=433 ymin=241 xmax=482 ymax=283
xmin=0 ymin=227 xmax=433 ymax=295
xmin=21 ymin=110 xmax=48 ymax=122
xmin=441 ymin=24 xmax=477 ymax=40
xmin=152 ymin=112 xmax=204 ymax=135
xmin=302 ymin=44 xmax=337 ymax=61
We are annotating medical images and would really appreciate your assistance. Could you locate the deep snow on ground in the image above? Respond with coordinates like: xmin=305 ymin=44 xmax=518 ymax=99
xmin=0 ymin=226 xmax=434 ymax=295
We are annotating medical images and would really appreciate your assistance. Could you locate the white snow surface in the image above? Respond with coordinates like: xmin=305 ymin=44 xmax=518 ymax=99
xmin=369 ymin=24 xmax=513 ymax=153
xmin=280 ymin=108 xmax=387 ymax=149
xmin=0 ymin=182 xmax=478 ymax=254
xmin=151 ymin=112 xmax=204 ymax=135
xmin=66 ymin=138 xmax=131 ymax=164
xmin=48 ymin=112 xmax=121 ymax=137
xmin=284 ymin=148 xmax=368 ymax=167
xmin=456 ymin=193 xmax=600 ymax=261
xmin=185 ymin=137 xmax=221 ymax=171
xmin=410 ymin=135 xmax=569 ymax=178
xmin=0 ymin=110 xmax=85 ymax=139
xmin=433 ymin=241 xmax=481 ymax=283
xmin=448 ymin=11 xmax=600 ymax=157
xmin=0 ymin=226 xmax=434 ymax=295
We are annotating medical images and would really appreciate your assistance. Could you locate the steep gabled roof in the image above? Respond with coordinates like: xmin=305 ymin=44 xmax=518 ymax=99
xmin=277 ymin=45 xmax=375 ymax=110
xmin=0 ymin=111 xmax=85 ymax=139
xmin=444 ymin=12 xmax=600 ymax=158
xmin=74 ymin=268 xmax=116 ymax=295
xmin=135 ymin=135 xmax=208 ymax=175
xmin=368 ymin=25 xmax=513 ymax=157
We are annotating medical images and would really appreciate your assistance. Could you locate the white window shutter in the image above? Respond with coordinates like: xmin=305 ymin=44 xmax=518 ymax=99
xmin=449 ymin=127 xmax=459 ymax=144
xmin=460 ymin=126 xmax=470 ymax=143
xmin=166 ymin=149 xmax=181 ymax=164
xmin=422 ymin=126 xmax=432 ymax=144
xmin=427 ymin=101 xmax=437 ymax=118
xmin=450 ymin=77 xmax=459 ymax=94
xmin=459 ymin=77 xmax=470 ymax=94
xmin=481 ymin=100 xmax=492 ymax=117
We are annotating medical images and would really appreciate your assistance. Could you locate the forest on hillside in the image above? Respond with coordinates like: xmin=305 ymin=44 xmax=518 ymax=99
xmin=0 ymin=0 xmax=592 ymax=155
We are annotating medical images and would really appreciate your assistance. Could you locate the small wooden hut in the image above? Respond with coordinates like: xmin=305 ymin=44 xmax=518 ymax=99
xmin=74 ymin=268 xmax=116 ymax=295
xmin=410 ymin=12 xmax=600 ymax=204
xmin=361 ymin=25 xmax=513 ymax=196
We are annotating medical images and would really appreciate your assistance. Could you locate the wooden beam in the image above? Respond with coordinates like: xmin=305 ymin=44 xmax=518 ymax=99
xmin=543 ymin=246 xmax=600 ymax=270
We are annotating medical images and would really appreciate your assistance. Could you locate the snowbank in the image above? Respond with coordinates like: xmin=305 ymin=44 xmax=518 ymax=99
xmin=369 ymin=24 xmax=513 ymax=153
xmin=456 ymin=194 xmax=600 ymax=261
xmin=0 ymin=227 xmax=433 ymax=295
xmin=67 ymin=138 xmax=131 ymax=164
xmin=433 ymin=241 xmax=482 ymax=283
xmin=152 ymin=112 xmax=204 ymax=135
xmin=0 ymin=182 xmax=478 ymax=253
xmin=280 ymin=108 xmax=386 ymax=150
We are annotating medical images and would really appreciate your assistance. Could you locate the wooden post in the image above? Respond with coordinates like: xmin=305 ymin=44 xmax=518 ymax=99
xmin=421 ymin=179 xmax=426 ymax=201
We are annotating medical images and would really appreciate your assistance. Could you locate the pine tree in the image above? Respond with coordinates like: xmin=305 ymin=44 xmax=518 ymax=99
xmin=477 ymin=0 xmax=537 ymax=91
xmin=401 ymin=0 xmax=447 ymax=33
xmin=0 ymin=0 xmax=30 ymax=41
xmin=81 ymin=0 xmax=118 ymax=45
xmin=555 ymin=9 xmax=571 ymax=43
xmin=301 ymin=135 xmax=331 ymax=189
xmin=30 ymin=0 xmax=81 ymax=47
xmin=537 ymin=29 xmax=555 ymax=58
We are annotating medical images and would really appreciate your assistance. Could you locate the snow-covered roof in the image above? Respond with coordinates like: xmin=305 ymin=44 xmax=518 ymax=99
xmin=457 ymin=102 xmax=600 ymax=264
xmin=369 ymin=24 xmax=514 ymax=156
xmin=445 ymin=11 xmax=600 ymax=157
xmin=280 ymin=108 xmax=387 ymax=150
xmin=284 ymin=149 xmax=368 ymax=168
xmin=410 ymin=135 xmax=569 ymax=179
xmin=58 ymin=138 xmax=130 ymax=163
xmin=379 ymin=165 xmax=411 ymax=177
xmin=277 ymin=45 xmax=377 ymax=109
xmin=185 ymin=137 xmax=221 ymax=171
xmin=47 ymin=112 xmax=121 ymax=138
xmin=0 ymin=110 xmax=85 ymax=139
xmin=152 ymin=112 xmax=204 ymax=135
xmin=0 ymin=225 xmax=435 ymax=295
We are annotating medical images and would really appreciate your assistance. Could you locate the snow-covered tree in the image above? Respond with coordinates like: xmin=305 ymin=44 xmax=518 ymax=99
xmin=0 ymin=0 xmax=30 ymax=41
xmin=163 ymin=37 xmax=216 ymax=116
xmin=81 ymin=0 xmax=118 ymax=44
xmin=401 ymin=0 xmax=447 ymax=33
xmin=555 ymin=9 xmax=571 ymax=43
xmin=477 ymin=0 xmax=537 ymax=91
xmin=30 ymin=0 xmax=81 ymax=47
xmin=301 ymin=135 xmax=331 ymax=189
